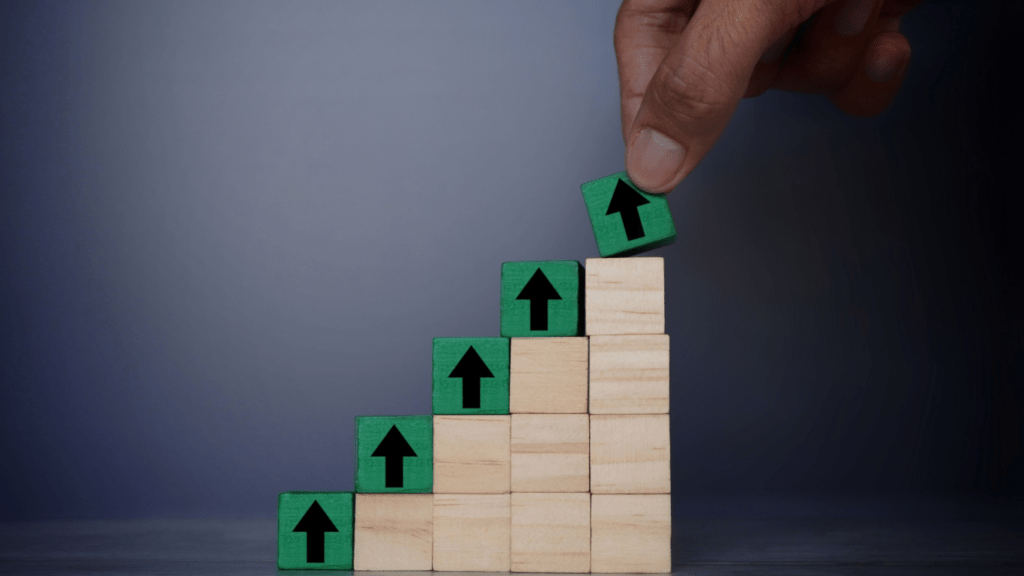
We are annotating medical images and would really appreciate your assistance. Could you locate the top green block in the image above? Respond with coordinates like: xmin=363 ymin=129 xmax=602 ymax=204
xmin=581 ymin=171 xmax=677 ymax=257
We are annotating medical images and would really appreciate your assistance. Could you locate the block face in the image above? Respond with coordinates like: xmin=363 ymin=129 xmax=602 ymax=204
xmin=591 ymin=494 xmax=672 ymax=573
xmin=434 ymin=415 xmax=511 ymax=493
xmin=509 ymin=337 xmax=588 ymax=414
xmin=581 ymin=172 xmax=677 ymax=257
xmin=511 ymin=492 xmax=590 ymax=573
xmin=589 ymin=334 xmax=670 ymax=414
xmin=585 ymin=257 xmax=665 ymax=335
xmin=591 ymin=414 xmax=671 ymax=493
xmin=355 ymin=415 xmax=432 ymax=493
xmin=353 ymin=494 xmax=433 ymax=571
xmin=433 ymin=337 xmax=510 ymax=415
xmin=500 ymin=260 xmax=583 ymax=337
xmin=433 ymin=494 xmax=511 ymax=571
xmin=511 ymin=414 xmax=589 ymax=492
xmin=277 ymin=492 xmax=353 ymax=570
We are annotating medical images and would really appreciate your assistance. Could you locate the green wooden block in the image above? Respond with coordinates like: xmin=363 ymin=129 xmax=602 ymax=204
xmin=355 ymin=415 xmax=432 ymax=493
xmin=433 ymin=337 xmax=510 ymax=415
xmin=581 ymin=171 xmax=677 ymax=257
xmin=500 ymin=260 xmax=583 ymax=337
xmin=277 ymin=491 xmax=353 ymax=570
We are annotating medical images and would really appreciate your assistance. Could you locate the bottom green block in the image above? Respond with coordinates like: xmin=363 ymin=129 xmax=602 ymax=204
xmin=278 ymin=491 xmax=354 ymax=570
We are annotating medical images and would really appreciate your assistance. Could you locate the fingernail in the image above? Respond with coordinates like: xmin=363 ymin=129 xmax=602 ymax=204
xmin=834 ymin=0 xmax=874 ymax=36
xmin=866 ymin=49 xmax=903 ymax=83
xmin=627 ymin=128 xmax=686 ymax=192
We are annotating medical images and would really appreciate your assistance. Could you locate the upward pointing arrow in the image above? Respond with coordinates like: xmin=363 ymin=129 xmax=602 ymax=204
xmin=293 ymin=500 xmax=338 ymax=563
xmin=606 ymin=179 xmax=651 ymax=241
xmin=371 ymin=425 xmax=417 ymax=488
xmin=448 ymin=346 xmax=494 ymax=409
xmin=516 ymin=269 xmax=562 ymax=331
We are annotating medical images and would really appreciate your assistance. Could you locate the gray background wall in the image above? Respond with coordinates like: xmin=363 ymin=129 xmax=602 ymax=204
xmin=1 ymin=0 xmax=1019 ymax=520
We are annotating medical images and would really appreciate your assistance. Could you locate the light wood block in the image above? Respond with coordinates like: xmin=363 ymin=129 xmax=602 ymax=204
xmin=510 ymin=492 xmax=590 ymax=573
xmin=434 ymin=415 xmax=511 ymax=493
xmin=589 ymin=334 xmax=670 ymax=414
xmin=511 ymin=414 xmax=589 ymax=492
xmin=590 ymin=414 xmax=671 ymax=493
xmin=585 ymin=257 xmax=665 ymax=335
xmin=591 ymin=494 xmax=672 ymax=573
xmin=353 ymin=493 xmax=432 ymax=571
xmin=509 ymin=337 xmax=588 ymax=413
xmin=433 ymin=494 xmax=511 ymax=571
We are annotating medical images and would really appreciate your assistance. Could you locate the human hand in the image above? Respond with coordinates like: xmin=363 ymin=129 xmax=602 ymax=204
xmin=615 ymin=0 xmax=922 ymax=193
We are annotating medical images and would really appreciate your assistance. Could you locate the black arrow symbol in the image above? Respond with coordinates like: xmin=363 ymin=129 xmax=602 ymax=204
xmin=293 ymin=500 xmax=338 ymax=563
xmin=371 ymin=425 xmax=417 ymax=488
xmin=516 ymin=269 xmax=562 ymax=331
xmin=448 ymin=346 xmax=494 ymax=409
xmin=606 ymin=179 xmax=651 ymax=241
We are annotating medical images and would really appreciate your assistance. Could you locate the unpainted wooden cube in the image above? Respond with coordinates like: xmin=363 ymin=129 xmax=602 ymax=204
xmin=509 ymin=337 xmax=588 ymax=413
xmin=433 ymin=415 xmax=511 ymax=493
xmin=591 ymin=494 xmax=672 ymax=573
xmin=511 ymin=492 xmax=590 ymax=573
xmin=589 ymin=334 xmax=670 ymax=414
xmin=511 ymin=414 xmax=589 ymax=492
xmin=433 ymin=494 xmax=511 ymax=571
xmin=353 ymin=493 xmax=433 ymax=571
xmin=590 ymin=414 xmax=671 ymax=493
xmin=585 ymin=257 xmax=665 ymax=335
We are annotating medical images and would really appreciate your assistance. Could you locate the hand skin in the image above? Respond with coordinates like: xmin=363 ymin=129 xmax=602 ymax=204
xmin=615 ymin=0 xmax=922 ymax=193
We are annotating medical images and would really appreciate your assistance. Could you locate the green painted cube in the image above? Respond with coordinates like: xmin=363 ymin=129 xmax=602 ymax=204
xmin=433 ymin=337 xmax=510 ymax=414
xmin=355 ymin=415 xmax=432 ymax=493
xmin=581 ymin=171 xmax=677 ymax=257
xmin=278 ymin=491 xmax=353 ymax=570
xmin=501 ymin=261 xmax=583 ymax=337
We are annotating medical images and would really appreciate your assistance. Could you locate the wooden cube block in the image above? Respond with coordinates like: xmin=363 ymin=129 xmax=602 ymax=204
xmin=511 ymin=414 xmax=589 ymax=492
xmin=510 ymin=492 xmax=590 ymax=573
xmin=581 ymin=172 xmax=677 ymax=257
xmin=501 ymin=260 xmax=584 ymax=337
xmin=433 ymin=494 xmax=511 ymax=571
xmin=353 ymin=493 xmax=433 ymax=571
xmin=277 ymin=492 xmax=353 ymax=570
xmin=509 ymin=337 xmax=588 ymax=413
xmin=355 ymin=415 xmax=432 ymax=493
xmin=590 ymin=414 xmax=670 ymax=493
xmin=591 ymin=494 xmax=672 ymax=573
xmin=589 ymin=334 xmax=670 ymax=414
xmin=434 ymin=415 xmax=511 ymax=493
xmin=585 ymin=257 xmax=665 ymax=335
xmin=433 ymin=337 xmax=510 ymax=415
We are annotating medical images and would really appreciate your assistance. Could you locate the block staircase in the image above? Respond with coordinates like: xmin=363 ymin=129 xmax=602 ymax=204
xmin=277 ymin=172 xmax=677 ymax=572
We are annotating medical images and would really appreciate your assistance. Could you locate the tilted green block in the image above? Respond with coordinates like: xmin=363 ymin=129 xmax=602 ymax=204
xmin=278 ymin=491 xmax=353 ymax=570
xmin=581 ymin=171 xmax=677 ymax=257
xmin=355 ymin=415 xmax=432 ymax=493
xmin=501 ymin=260 xmax=583 ymax=337
xmin=433 ymin=337 xmax=510 ymax=415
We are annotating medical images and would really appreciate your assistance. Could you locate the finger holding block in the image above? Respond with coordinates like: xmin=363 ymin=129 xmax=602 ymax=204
xmin=585 ymin=257 xmax=665 ymax=335
xmin=591 ymin=414 xmax=671 ymax=493
xmin=591 ymin=494 xmax=672 ymax=573
xmin=433 ymin=494 xmax=511 ymax=571
xmin=511 ymin=493 xmax=590 ymax=573
xmin=589 ymin=334 xmax=670 ymax=414
xmin=353 ymin=493 xmax=433 ymax=571
xmin=434 ymin=415 xmax=511 ymax=493
xmin=511 ymin=414 xmax=589 ymax=492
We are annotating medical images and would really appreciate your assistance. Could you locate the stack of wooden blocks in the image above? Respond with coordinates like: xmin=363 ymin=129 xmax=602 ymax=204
xmin=278 ymin=172 xmax=676 ymax=572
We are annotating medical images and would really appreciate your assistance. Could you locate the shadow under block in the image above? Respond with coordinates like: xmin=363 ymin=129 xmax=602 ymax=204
xmin=585 ymin=257 xmax=665 ymax=336
xmin=590 ymin=414 xmax=671 ymax=493
xmin=433 ymin=415 xmax=511 ymax=493
xmin=581 ymin=171 xmax=677 ymax=257
xmin=591 ymin=494 xmax=672 ymax=573
xmin=353 ymin=493 xmax=433 ymax=571
xmin=511 ymin=414 xmax=589 ymax=492
xmin=510 ymin=492 xmax=591 ymax=573
xmin=277 ymin=492 xmax=354 ymax=570
xmin=589 ymin=334 xmax=670 ymax=414
xmin=500 ymin=260 xmax=583 ymax=337
xmin=355 ymin=415 xmax=432 ymax=493
xmin=509 ymin=337 xmax=588 ymax=414
xmin=433 ymin=494 xmax=512 ymax=571
xmin=433 ymin=337 xmax=510 ymax=415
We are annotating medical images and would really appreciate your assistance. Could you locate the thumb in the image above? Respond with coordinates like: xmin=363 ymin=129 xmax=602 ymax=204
xmin=624 ymin=0 xmax=800 ymax=193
